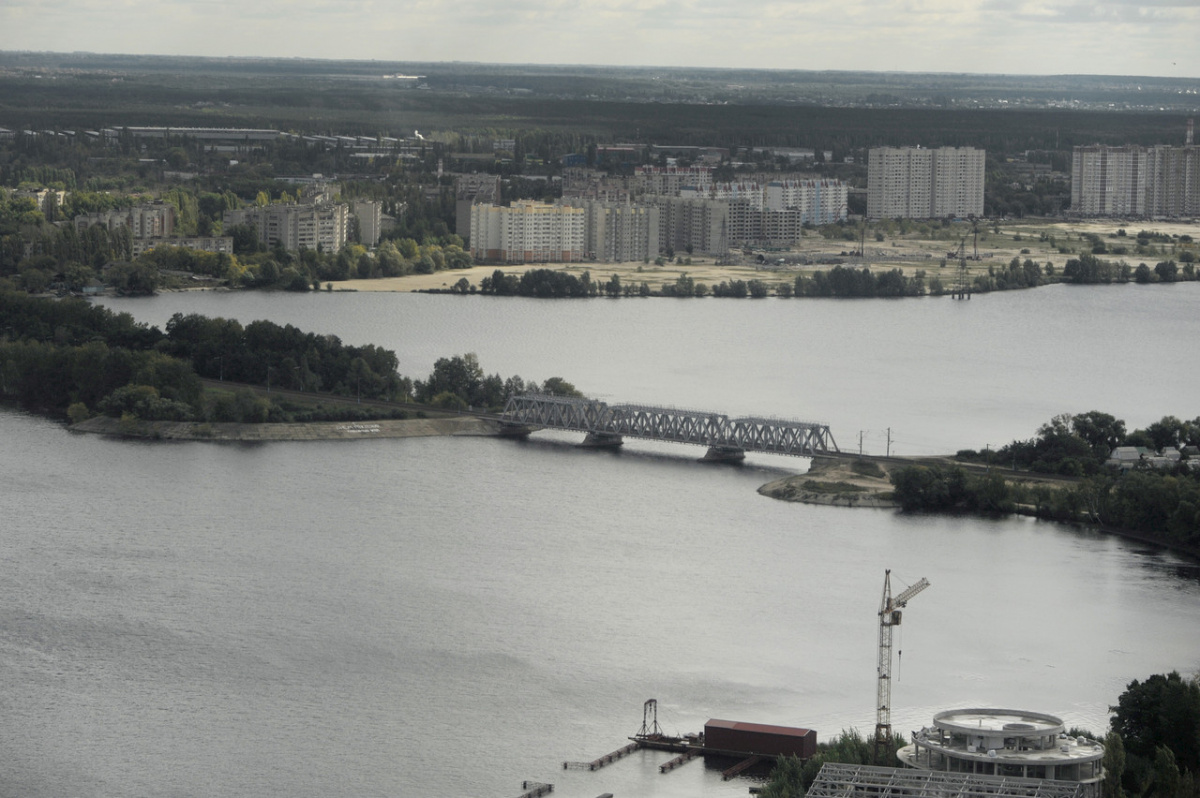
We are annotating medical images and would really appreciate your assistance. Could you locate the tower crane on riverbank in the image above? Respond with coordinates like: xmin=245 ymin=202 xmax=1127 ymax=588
xmin=875 ymin=569 xmax=930 ymax=764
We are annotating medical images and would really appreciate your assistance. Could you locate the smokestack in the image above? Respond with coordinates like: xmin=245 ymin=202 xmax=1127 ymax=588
xmin=1189 ymin=118 xmax=1195 ymax=146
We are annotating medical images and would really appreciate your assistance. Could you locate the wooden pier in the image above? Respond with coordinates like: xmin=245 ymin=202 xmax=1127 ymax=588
xmin=516 ymin=781 xmax=553 ymax=798
xmin=563 ymin=741 xmax=642 ymax=771
xmin=659 ymin=749 xmax=701 ymax=773
xmin=722 ymin=755 xmax=765 ymax=780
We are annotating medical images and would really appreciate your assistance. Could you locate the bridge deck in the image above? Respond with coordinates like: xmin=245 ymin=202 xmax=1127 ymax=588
xmin=500 ymin=395 xmax=838 ymax=458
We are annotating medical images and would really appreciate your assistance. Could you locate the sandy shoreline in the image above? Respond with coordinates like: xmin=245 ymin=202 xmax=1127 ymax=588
xmin=758 ymin=456 xmax=899 ymax=508
xmin=329 ymin=218 xmax=1198 ymax=294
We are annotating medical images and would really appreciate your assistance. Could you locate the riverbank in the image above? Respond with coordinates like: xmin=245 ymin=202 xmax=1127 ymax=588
xmin=328 ymin=219 xmax=1198 ymax=295
xmin=71 ymin=414 xmax=501 ymax=441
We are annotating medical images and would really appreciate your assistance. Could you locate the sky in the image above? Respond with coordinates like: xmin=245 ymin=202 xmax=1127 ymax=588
xmin=2 ymin=0 xmax=1199 ymax=79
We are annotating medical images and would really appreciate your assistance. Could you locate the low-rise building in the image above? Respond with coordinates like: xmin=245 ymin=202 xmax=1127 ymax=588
xmin=130 ymin=236 xmax=234 ymax=257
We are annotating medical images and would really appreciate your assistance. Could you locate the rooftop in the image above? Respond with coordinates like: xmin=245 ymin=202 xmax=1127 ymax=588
xmin=808 ymin=763 xmax=1084 ymax=798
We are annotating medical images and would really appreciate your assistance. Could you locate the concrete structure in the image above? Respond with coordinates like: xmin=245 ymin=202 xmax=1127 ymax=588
xmin=224 ymin=203 xmax=349 ymax=253
xmin=809 ymin=763 xmax=1084 ymax=798
xmin=1071 ymin=145 xmax=1200 ymax=217
xmin=868 ymin=147 xmax=985 ymax=219
xmin=644 ymin=195 xmax=729 ymax=256
xmin=565 ymin=199 xmax=660 ymax=262
xmin=470 ymin=200 xmax=586 ymax=263
xmin=351 ymin=200 xmax=384 ymax=246
xmin=897 ymin=709 xmax=1103 ymax=798
xmin=75 ymin=205 xmax=175 ymax=238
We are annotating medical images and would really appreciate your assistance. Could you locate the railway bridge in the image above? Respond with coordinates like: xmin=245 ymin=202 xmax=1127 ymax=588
xmin=499 ymin=394 xmax=838 ymax=461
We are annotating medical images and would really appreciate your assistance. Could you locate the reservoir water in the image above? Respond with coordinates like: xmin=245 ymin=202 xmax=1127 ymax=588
xmin=2 ymin=283 xmax=1199 ymax=798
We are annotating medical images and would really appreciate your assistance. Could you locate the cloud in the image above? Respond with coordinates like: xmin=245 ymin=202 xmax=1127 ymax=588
xmin=0 ymin=0 xmax=1197 ymax=77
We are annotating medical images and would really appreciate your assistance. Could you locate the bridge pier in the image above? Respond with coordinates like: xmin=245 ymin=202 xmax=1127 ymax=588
xmin=496 ymin=423 xmax=539 ymax=438
xmin=581 ymin=432 xmax=624 ymax=448
xmin=701 ymin=446 xmax=746 ymax=463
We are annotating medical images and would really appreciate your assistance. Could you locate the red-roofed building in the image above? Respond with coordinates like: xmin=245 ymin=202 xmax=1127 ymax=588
xmin=704 ymin=719 xmax=817 ymax=759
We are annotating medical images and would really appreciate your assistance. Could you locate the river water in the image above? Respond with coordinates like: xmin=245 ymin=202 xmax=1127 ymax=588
xmin=2 ymin=284 xmax=1198 ymax=798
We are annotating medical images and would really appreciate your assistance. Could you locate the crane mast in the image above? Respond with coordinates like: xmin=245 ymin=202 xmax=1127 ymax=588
xmin=875 ymin=569 xmax=930 ymax=764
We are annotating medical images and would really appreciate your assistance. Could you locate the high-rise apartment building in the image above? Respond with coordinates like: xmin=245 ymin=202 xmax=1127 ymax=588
xmin=1071 ymin=145 xmax=1199 ymax=217
xmin=867 ymin=147 xmax=985 ymax=219
xmin=469 ymin=200 xmax=586 ymax=263
xmin=564 ymin=200 xmax=660 ymax=262
xmin=224 ymin=203 xmax=349 ymax=253
xmin=74 ymin=204 xmax=176 ymax=238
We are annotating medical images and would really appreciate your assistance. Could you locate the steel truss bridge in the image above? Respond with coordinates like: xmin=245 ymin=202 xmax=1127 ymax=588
xmin=499 ymin=394 xmax=838 ymax=460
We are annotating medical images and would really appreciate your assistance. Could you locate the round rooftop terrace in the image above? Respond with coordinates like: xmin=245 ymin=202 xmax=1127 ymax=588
xmin=932 ymin=709 xmax=1064 ymax=738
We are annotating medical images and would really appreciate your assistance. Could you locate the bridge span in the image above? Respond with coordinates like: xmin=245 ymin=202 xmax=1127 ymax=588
xmin=499 ymin=394 xmax=839 ymax=461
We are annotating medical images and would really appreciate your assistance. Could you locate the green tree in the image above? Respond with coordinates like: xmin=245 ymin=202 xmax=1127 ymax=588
xmin=1111 ymin=672 xmax=1200 ymax=774
xmin=1156 ymin=746 xmax=1182 ymax=798
xmin=1104 ymin=732 xmax=1126 ymax=798
xmin=542 ymin=377 xmax=583 ymax=397
xmin=760 ymin=755 xmax=805 ymax=798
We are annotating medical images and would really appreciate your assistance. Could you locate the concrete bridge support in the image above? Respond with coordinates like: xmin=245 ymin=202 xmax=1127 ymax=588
xmin=702 ymin=446 xmax=746 ymax=463
xmin=581 ymin=431 xmax=624 ymax=448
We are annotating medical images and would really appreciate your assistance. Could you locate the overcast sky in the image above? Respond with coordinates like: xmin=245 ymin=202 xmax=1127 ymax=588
xmin=3 ymin=0 xmax=1198 ymax=78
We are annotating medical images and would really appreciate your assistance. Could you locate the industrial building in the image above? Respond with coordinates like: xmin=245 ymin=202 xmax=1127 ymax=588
xmin=703 ymin=719 xmax=817 ymax=759
xmin=867 ymin=147 xmax=985 ymax=219
xmin=896 ymin=709 xmax=1104 ymax=798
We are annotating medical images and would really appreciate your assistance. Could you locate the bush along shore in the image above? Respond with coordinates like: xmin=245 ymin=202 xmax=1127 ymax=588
xmin=888 ymin=412 xmax=1200 ymax=556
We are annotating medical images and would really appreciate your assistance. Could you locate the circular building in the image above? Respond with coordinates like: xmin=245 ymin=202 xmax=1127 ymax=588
xmin=897 ymin=709 xmax=1104 ymax=798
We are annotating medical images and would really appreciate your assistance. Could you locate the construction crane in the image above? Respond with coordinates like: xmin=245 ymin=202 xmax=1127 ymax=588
xmin=875 ymin=569 xmax=930 ymax=764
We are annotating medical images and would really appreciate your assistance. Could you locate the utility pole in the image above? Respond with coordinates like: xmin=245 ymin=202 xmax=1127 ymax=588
xmin=859 ymin=430 xmax=864 ymax=457
xmin=886 ymin=428 xmax=892 ymax=458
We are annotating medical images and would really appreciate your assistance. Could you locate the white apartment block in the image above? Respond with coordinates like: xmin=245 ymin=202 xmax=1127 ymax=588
xmin=224 ymin=203 xmax=349 ymax=253
xmin=868 ymin=147 xmax=985 ymax=219
xmin=765 ymin=179 xmax=848 ymax=222
xmin=633 ymin=165 xmax=714 ymax=196
xmin=470 ymin=201 xmax=586 ymax=263
xmin=75 ymin=204 xmax=176 ymax=238
xmin=1071 ymin=145 xmax=1200 ymax=217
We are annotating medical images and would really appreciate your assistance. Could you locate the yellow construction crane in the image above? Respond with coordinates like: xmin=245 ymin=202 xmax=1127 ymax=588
xmin=875 ymin=569 xmax=930 ymax=764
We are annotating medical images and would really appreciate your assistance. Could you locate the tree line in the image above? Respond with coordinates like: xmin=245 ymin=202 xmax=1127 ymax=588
xmin=0 ymin=290 xmax=577 ymax=425
xmin=888 ymin=412 xmax=1200 ymax=550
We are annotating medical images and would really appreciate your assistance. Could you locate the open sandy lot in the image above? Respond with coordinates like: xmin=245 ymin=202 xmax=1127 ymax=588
xmin=334 ymin=218 xmax=1198 ymax=294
